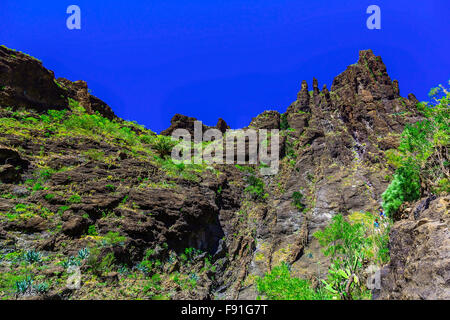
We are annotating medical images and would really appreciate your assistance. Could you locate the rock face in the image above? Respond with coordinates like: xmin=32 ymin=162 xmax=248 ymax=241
xmin=249 ymin=111 xmax=281 ymax=129
xmin=0 ymin=46 xmax=66 ymax=111
xmin=379 ymin=195 xmax=450 ymax=300
xmin=0 ymin=45 xmax=116 ymax=119
xmin=0 ymin=146 xmax=29 ymax=183
xmin=56 ymin=78 xmax=117 ymax=120
xmin=0 ymin=47 xmax=445 ymax=300
xmin=161 ymin=114 xmax=230 ymax=136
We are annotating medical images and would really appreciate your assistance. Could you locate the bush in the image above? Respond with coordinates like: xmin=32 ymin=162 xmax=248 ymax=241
xmin=313 ymin=214 xmax=371 ymax=299
xmin=68 ymin=194 xmax=82 ymax=204
xmin=256 ymin=263 xmax=331 ymax=300
xmin=86 ymin=248 xmax=116 ymax=276
xmin=61 ymin=256 xmax=81 ymax=269
xmin=152 ymin=136 xmax=176 ymax=158
xmin=33 ymin=282 xmax=49 ymax=294
xmin=103 ymin=231 xmax=126 ymax=246
xmin=88 ymin=225 xmax=98 ymax=236
xmin=15 ymin=277 xmax=33 ymax=295
xmin=78 ymin=248 xmax=90 ymax=260
xmin=382 ymin=83 xmax=449 ymax=215
xmin=23 ymin=250 xmax=42 ymax=264
xmin=280 ymin=113 xmax=289 ymax=130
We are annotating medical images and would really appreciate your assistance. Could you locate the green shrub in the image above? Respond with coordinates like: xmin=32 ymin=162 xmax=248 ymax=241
xmin=256 ymin=263 xmax=331 ymax=300
xmin=152 ymin=136 xmax=176 ymax=158
xmin=244 ymin=175 xmax=268 ymax=200
xmin=105 ymin=184 xmax=116 ymax=192
xmin=33 ymin=282 xmax=49 ymax=294
xmin=83 ymin=149 xmax=105 ymax=162
xmin=382 ymin=160 xmax=420 ymax=216
xmin=23 ymin=250 xmax=42 ymax=264
xmin=57 ymin=206 xmax=70 ymax=215
xmin=15 ymin=277 xmax=33 ymax=295
xmin=44 ymin=193 xmax=55 ymax=201
xmin=314 ymin=214 xmax=372 ymax=300
xmin=292 ymin=191 xmax=305 ymax=211
xmin=235 ymin=164 xmax=256 ymax=174
xmin=88 ymin=225 xmax=98 ymax=236
xmin=139 ymin=134 xmax=155 ymax=144
xmin=68 ymin=194 xmax=82 ymax=204
xmin=280 ymin=113 xmax=289 ymax=130
xmin=87 ymin=248 xmax=116 ymax=276
xmin=78 ymin=248 xmax=90 ymax=260
xmin=32 ymin=182 xmax=44 ymax=191
xmin=382 ymin=83 xmax=449 ymax=215
xmin=103 ymin=231 xmax=126 ymax=246
xmin=61 ymin=256 xmax=81 ymax=269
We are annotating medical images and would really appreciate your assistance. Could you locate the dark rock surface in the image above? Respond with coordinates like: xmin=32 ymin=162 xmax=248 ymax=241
xmin=0 ymin=48 xmax=445 ymax=300
xmin=379 ymin=195 xmax=450 ymax=300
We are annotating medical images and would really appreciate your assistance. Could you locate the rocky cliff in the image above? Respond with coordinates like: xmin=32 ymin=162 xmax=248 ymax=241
xmin=0 ymin=45 xmax=447 ymax=300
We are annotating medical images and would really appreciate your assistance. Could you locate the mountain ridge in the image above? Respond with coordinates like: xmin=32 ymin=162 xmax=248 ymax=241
xmin=0 ymin=45 xmax=447 ymax=300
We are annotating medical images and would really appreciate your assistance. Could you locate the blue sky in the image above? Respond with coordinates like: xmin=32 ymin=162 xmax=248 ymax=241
xmin=0 ymin=1 xmax=449 ymax=132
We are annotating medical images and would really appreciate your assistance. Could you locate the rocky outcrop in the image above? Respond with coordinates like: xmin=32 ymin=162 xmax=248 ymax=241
xmin=0 ymin=46 xmax=66 ymax=111
xmin=56 ymin=78 xmax=117 ymax=120
xmin=0 ymin=47 xmax=445 ymax=301
xmin=234 ymin=50 xmax=424 ymax=299
xmin=161 ymin=114 xmax=230 ymax=136
xmin=379 ymin=196 xmax=450 ymax=299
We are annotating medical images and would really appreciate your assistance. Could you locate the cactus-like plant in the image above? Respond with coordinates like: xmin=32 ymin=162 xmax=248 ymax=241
xmin=24 ymin=250 xmax=42 ymax=264
xmin=62 ymin=256 xmax=81 ymax=269
xmin=15 ymin=277 xmax=33 ymax=295
xmin=78 ymin=248 xmax=90 ymax=260
xmin=33 ymin=282 xmax=49 ymax=294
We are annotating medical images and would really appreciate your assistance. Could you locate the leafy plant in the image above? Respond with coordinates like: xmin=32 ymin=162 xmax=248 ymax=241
xmin=280 ymin=113 xmax=289 ymax=130
xmin=292 ymin=191 xmax=305 ymax=211
xmin=105 ymin=184 xmax=116 ymax=192
xmin=382 ymin=83 xmax=449 ymax=216
xmin=33 ymin=282 xmax=49 ymax=294
xmin=15 ymin=277 xmax=33 ymax=295
xmin=68 ymin=194 xmax=82 ymax=204
xmin=86 ymin=248 xmax=116 ymax=276
xmin=313 ymin=214 xmax=372 ymax=299
xmin=88 ymin=225 xmax=98 ymax=236
xmin=57 ymin=205 xmax=70 ymax=216
xmin=23 ymin=250 xmax=42 ymax=264
xmin=103 ymin=231 xmax=126 ymax=246
xmin=382 ymin=160 xmax=420 ymax=216
xmin=78 ymin=248 xmax=90 ymax=260
xmin=244 ymin=175 xmax=268 ymax=200
xmin=152 ymin=136 xmax=176 ymax=158
xmin=61 ymin=256 xmax=81 ymax=269
xmin=256 ymin=263 xmax=331 ymax=300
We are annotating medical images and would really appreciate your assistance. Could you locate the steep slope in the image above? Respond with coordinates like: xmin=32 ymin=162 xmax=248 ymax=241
xmin=0 ymin=46 xmax=445 ymax=300
xmin=233 ymin=50 xmax=423 ymax=299
xmin=379 ymin=196 xmax=449 ymax=299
